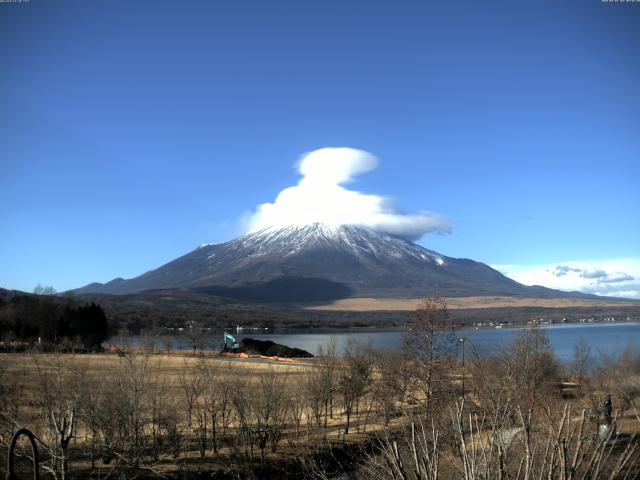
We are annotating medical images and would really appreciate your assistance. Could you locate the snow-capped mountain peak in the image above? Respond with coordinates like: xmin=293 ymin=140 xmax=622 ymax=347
xmin=74 ymin=222 xmax=544 ymax=300
xmin=238 ymin=223 xmax=445 ymax=264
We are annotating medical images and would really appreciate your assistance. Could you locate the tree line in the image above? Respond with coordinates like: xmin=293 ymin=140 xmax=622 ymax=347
xmin=0 ymin=290 xmax=109 ymax=351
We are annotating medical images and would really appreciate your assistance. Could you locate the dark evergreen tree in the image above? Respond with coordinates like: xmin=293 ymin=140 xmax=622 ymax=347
xmin=0 ymin=294 xmax=109 ymax=350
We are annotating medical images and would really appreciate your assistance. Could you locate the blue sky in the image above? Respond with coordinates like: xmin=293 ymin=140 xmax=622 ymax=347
xmin=1 ymin=0 xmax=639 ymax=296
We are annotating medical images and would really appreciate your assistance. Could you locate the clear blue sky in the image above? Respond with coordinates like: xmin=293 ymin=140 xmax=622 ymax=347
xmin=1 ymin=0 xmax=639 ymax=294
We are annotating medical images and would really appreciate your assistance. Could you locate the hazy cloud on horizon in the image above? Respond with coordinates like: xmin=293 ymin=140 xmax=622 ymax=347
xmin=493 ymin=259 xmax=640 ymax=299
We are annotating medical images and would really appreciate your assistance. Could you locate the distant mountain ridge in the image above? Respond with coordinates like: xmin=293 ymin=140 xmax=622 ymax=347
xmin=74 ymin=223 xmax=597 ymax=302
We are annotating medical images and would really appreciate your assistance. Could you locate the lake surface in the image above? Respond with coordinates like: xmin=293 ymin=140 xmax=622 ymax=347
xmin=125 ymin=322 xmax=640 ymax=363
xmin=233 ymin=322 xmax=640 ymax=362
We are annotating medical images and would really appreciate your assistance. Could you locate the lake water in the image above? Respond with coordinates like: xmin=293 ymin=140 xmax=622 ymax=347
xmin=126 ymin=322 xmax=640 ymax=363
xmin=232 ymin=322 xmax=640 ymax=362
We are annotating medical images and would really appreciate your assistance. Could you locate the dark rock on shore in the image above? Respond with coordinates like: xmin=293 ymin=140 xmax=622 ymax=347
xmin=236 ymin=338 xmax=313 ymax=358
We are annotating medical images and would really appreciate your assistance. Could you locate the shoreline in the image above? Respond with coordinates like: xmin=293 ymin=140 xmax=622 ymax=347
xmin=224 ymin=318 xmax=640 ymax=335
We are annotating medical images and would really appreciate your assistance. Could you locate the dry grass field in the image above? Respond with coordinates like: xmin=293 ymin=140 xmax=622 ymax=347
xmin=307 ymin=295 xmax=640 ymax=311
xmin=0 ymin=352 xmax=315 ymax=390
xmin=0 ymin=350 xmax=387 ymax=478
xmin=2 ymin=321 xmax=640 ymax=479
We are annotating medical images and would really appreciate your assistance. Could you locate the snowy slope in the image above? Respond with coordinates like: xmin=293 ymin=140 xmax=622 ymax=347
xmin=75 ymin=223 xmax=562 ymax=299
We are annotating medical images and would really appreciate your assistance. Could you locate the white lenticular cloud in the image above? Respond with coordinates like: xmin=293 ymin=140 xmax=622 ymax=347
xmin=247 ymin=147 xmax=451 ymax=240
xmin=297 ymin=147 xmax=377 ymax=185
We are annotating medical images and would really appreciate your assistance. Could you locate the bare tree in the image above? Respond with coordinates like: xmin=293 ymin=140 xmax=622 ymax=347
xmin=216 ymin=362 xmax=235 ymax=442
xmin=0 ymin=358 xmax=24 ymax=454
xmin=289 ymin=375 xmax=307 ymax=439
xmin=254 ymin=369 xmax=288 ymax=464
xmin=96 ymin=351 xmax=151 ymax=470
xmin=161 ymin=335 xmax=174 ymax=355
xmin=32 ymin=354 xmax=79 ymax=480
xmin=148 ymin=363 xmax=180 ymax=461
xmin=338 ymin=340 xmax=372 ymax=435
xmin=467 ymin=347 xmax=516 ymax=436
xmin=230 ymin=376 xmax=254 ymax=458
xmin=573 ymin=339 xmax=592 ymax=396
xmin=375 ymin=349 xmax=410 ymax=425
xmin=179 ymin=362 xmax=201 ymax=428
xmin=185 ymin=321 xmax=206 ymax=355
xmin=304 ymin=362 xmax=329 ymax=434
xmin=366 ymin=418 xmax=440 ymax=480
xmin=33 ymin=284 xmax=57 ymax=295
xmin=405 ymin=296 xmax=457 ymax=409
xmin=370 ymin=399 xmax=640 ymax=480
xmin=505 ymin=324 xmax=560 ymax=409
xmin=76 ymin=367 xmax=103 ymax=469
xmin=316 ymin=339 xmax=339 ymax=426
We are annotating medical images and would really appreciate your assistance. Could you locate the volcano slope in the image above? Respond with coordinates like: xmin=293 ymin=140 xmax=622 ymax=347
xmin=75 ymin=223 xmax=602 ymax=303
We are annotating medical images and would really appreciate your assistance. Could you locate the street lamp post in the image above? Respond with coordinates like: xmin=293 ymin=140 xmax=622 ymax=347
xmin=460 ymin=337 xmax=466 ymax=398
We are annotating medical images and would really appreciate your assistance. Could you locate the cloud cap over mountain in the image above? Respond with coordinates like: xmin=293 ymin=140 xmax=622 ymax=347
xmin=247 ymin=147 xmax=451 ymax=240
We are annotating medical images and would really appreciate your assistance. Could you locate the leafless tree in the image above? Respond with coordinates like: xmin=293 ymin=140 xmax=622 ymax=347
xmin=254 ymin=369 xmax=288 ymax=464
xmin=75 ymin=367 xmax=102 ymax=469
xmin=230 ymin=376 xmax=254 ymax=458
xmin=179 ymin=362 xmax=201 ymax=428
xmin=369 ymin=399 xmax=640 ymax=480
xmin=316 ymin=339 xmax=339 ymax=426
xmin=147 ymin=362 xmax=181 ymax=461
xmin=161 ymin=335 xmax=174 ymax=355
xmin=304 ymin=362 xmax=329 ymax=434
xmin=33 ymin=284 xmax=57 ymax=295
xmin=288 ymin=375 xmax=307 ymax=439
xmin=0 ymin=358 xmax=24 ymax=453
xmin=185 ymin=321 xmax=206 ymax=355
xmin=405 ymin=296 xmax=457 ymax=409
xmin=365 ymin=418 xmax=440 ymax=480
xmin=95 ymin=351 xmax=151 ymax=470
xmin=504 ymin=324 xmax=560 ymax=409
xmin=338 ymin=340 xmax=372 ymax=435
xmin=375 ymin=349 xmax=410 ymax=425
xmin=573 ymin=339 xmax=592 ymax=396
xmin=32 ymin=354 xmax=79 ymax=480
xmin=215 ymin=361 xmax=235 ymax=448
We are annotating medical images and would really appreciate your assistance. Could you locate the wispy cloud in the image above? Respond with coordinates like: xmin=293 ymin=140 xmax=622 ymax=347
xmin=552 ymin=265 xmax=583 ymax=277
xmin=597 ymin=273 xmax=634 ymax=284
xmin=246 ymin=147 xmax=451 ymax=240
xmin=492 ymin=258 xmax=640 ymax=299
xmin=580 ymin=269 xmax=608 ymax=279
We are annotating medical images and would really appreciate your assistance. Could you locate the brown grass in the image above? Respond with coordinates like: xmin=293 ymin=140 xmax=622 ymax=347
xmin=306 ymin=295 xmax=639 ymax=311
xmin=3 ymin=351 xmax=640 ymax=479
xmin=0 ymin=351 xmax=314 ymax=385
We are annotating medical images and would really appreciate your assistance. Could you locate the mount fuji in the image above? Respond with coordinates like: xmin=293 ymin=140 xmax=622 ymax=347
xmin=74 ymin=223 xmax=587 ymax=302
